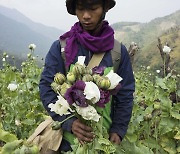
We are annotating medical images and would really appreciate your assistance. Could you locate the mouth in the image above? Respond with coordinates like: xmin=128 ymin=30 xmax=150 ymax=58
xmin=82 ymin=22 xmax=93 ymax=29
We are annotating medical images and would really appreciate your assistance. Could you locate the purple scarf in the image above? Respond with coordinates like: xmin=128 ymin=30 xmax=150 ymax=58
xmin=60 ymin=21 xmax=114 ymax=67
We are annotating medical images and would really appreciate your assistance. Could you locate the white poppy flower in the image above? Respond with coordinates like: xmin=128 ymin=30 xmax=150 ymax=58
xmin=163 ymin=46 xmax=171 ymax=54
xmin=84 ymin=81 xmax=100 ymax=104
xmin=74 ymin=104 xmax=101 ymax=122
xmin=2 ymin=58 xmax=6 ymax=62
xmin=156 ymin=70 xmax=161 ymax=74
xmin=28 ymin=43 xmax=36 ymax=50
xmin=48 ymin=95 xmax=72 ymax=116
xmin=77 ymin=56 xmax=86 ymax=65
xmin=106 ymin=70 xmax=123 ymax=89
xmin=15 ymin=119 xmax=21 ymax=126
xmin=7 ymin=83 xmax=18 ymax=91
xmin=147 ymin=66 xmax=150 ymax=70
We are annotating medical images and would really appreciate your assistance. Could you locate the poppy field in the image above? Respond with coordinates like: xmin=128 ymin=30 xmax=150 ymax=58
xmin=0 ymin=46 xmax=179 ymax=154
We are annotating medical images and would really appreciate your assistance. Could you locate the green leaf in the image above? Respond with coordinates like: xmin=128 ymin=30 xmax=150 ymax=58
xmin=160 ymin=136 xmax=177 ymax=154
xmin=159 ymin=117 xmax=176 ymax=135
xmin=156 ymin=77 xmax=167 ymax=89
xmin=1 ymin=140 xmax=23 ymax=154
xmin=177 ymin=90 xmax=180 ymax=97
xmin=126 ymin=133 xmax=138 ymax=143
xmin=171 ymin=103 xmax=180 ymax=120
xmin=21 ymin=119 xmax=35 ymax=125
xmin=0 ymin=125 xmax=17 ymax=143
xmin=103 ymin=67 xmax=113 ymax=76
xmin=174 ymin=131 xmax=180 ymax=140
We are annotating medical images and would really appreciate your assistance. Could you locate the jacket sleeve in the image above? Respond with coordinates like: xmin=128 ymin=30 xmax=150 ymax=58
xmin=39 ymin=40 xmax=77 ymax=132
xmin=109 ymin=44 xmax=135 ymax=140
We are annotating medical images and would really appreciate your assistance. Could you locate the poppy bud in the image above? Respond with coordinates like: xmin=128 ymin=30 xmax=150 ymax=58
xmin=99 ymin=77 xmax=111 ymax=89
xmin=54 ymin=73 xmax=66 ymax=85
xmin=82 ymin=74 xmax=94 ymax=82
xmin=67 ymin=72 xmax=76 ymax=83
xmin=72 ymin=64 xmax=85 ymax=76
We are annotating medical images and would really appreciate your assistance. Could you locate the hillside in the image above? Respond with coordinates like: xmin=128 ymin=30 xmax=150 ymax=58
xmin=141 ymin=27 xmax=180 ymax=72
xmin=0 ymin=5 xmax=64 ymax=41
xmin=0 ymin=13 xmax=51 ymax=58
xmin=0 ymin=5 xmax=64 ymax=62
xmin=112 ymin=10 xmax=180 ymax=47
xmin=112 ymin=10 xmax=180 ymax=71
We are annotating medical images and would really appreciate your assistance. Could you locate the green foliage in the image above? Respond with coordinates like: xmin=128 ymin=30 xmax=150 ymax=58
xmin=0 ymin=48 xmax=179 ymax=154
xmin=117 ymin=68 xmax=180 ymax=154
xmin=113 ymin=10 xmax=180 ymax=72
xmin=0 ymin=50 xmax=46 ymax=141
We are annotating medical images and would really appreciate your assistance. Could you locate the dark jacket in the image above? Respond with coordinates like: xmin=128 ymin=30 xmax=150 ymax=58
xmin=39 ymin=40 xmax=135 ymax=151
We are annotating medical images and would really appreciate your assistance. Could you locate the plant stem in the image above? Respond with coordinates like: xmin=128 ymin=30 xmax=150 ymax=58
xmin=52 ymin=114 xmax=75 ymax=130
xmin=154 ymin=119 xmax=158 ymax=154
xmin=61 ymin=114 xmax=75 ymax=124
xmin=163 ymin=54 xmax=166 ymax=77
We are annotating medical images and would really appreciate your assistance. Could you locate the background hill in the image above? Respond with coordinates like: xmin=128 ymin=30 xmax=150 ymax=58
xmin=112 ymin=10 xmax=180 ymax=71
xmin=0 ymin=5 xmax=64 ymax=67
xmin=0 ymin=5 xmax=179 ymax=71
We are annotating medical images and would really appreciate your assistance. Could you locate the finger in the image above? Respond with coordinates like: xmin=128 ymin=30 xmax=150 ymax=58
xmin=75 ymin=132 xmax=93 ymax=142
xmin=76 ymin=129 xmax=94 ymax=140
xmin=73 ymin=119 xmax=92 ymax=132
xmin=78 ymin=123 xmax=93 ymax=132
xmin=78 ymin=139 xmax=85 ymax=145
xmin=110 ymin=136 xmax=121 ymax=145
xmin=72 ymin=124 xmax=94 ymax=139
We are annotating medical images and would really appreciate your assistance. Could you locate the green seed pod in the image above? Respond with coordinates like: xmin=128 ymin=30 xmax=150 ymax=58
xmin=95 ymin=76 xmax=103 ymax=87
xmin=60 ymin=83 xmax=71 ymax=97
xmin=51 ymin=82 xmax=61 ymax=94
xmin=144 ymin=114 xmax=152 ymax=121
xmin=52 ymin=121 xmax=62 ymax=130
xmin=72 ymin=64 xmax=85 ymax=76
xmin=20 ymin=73 xmax=26 ymax=79
xmin=11 ymin=66 xmax=17 ymax=72
xmin=93 ymin=74 xmax=101 ymax=82
xmin=84 ymin=67 xmax=93 ymax=75
xmin=27 ymin=53 xmax=32 ymax=59
xmin=54 ymin=72 xmax=66 ymax=85
xmin=99 ymin=77 xmax=111 ymax=89
xmin=67 ymin=72 xmax=76 ymax=83
xmin=153 ymin=103 xmax=160 ymax=110
xmin=82 ymin=74 xmax=94 ymax=82
xmin=3 ymin=52 xmax=7 ymax=57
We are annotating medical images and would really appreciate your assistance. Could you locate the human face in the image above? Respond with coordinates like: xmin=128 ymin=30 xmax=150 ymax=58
xmin=75 ymin=0 xmax=104 ymax=32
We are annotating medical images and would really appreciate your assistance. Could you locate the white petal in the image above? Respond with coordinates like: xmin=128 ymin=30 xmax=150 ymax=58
xmin=7 ymin=83 xmax=18 ymax=91
xmin=106 ymin=70 xmax=123 ymax=89
xmin=84 ymin=81 xmax=100 ymax=104
xmin=48 ymin=95 xmax=72 ymax=116
xmin=74 ymin=104 xmax=100 ymax=122
xmin=156 ymin=70 xmax=160 ymax=73
xmin=163 ymin=46 xmax=171 ymax=53
xmin=77 ymin=56 xmax=86 ymax=65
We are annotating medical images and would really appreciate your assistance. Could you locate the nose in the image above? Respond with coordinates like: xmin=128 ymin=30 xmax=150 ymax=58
xmin=83 ymin=10 xmax=91 ymax=20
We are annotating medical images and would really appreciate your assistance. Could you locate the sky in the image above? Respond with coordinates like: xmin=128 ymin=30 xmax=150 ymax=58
xmin=0 ymin=0 xmax=180 ymax=31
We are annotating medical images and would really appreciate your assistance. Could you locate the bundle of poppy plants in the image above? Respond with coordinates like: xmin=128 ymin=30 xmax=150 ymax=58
xmin=49 ymin=56 xmax=123 ymax=153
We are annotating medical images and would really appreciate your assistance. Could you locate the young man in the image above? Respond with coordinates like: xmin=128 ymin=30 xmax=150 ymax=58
xmin=39 ymin=0 xmax=135 ymax=152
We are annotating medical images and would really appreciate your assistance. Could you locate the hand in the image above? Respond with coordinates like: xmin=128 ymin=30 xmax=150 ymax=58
xmin=72 ymin=119 xmax=94 ymax=144
xmin=109 ymin=133 xmax=121 ymax=145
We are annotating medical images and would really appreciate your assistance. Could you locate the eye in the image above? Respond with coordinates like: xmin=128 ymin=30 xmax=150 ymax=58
xmin=91 ymin=7 xmax=98 ymax=11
